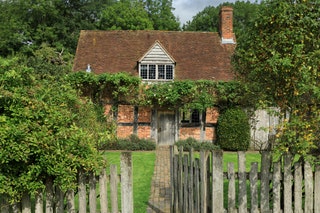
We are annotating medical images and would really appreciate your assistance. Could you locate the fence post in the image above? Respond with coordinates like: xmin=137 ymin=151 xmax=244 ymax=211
xmin=250 ymin=162 xmax=259 ymax=213
xmin=110 ymin=164 xmax=118 ymax=213
xmin=194 ymin=158 xmax=200 ymax=213
xmin=121 ymin=152 xmax=133 ymax=213
xmin=189 ymin=148 xmax=194 ymax=213
xmin=272 ymin=162 xmax=281 ymax=213
xmin=55 ymin=187 xmax=64 ymax=213
xmin=66 ymin=189 xmax=76 ymax=213
xmin=212 ymin=150 xmax=223 ymax=213
xmin=99 ymin=169 xmax=108 ymax=213
xmin=314 ymin=165 xmax=320 ymax=213
xmin=260 ymin=151 xmax=271 ymax=213
xmin=227 ymin=162 xmax=236 ymax=213
xmin=0 ymin=194 xmax=10 ymax=213
xmin=78 ymin=169 xmax=87 ymax=213
xmin=283 ymin=154 xmax=293 ymax=213
xmin=200 ymin=150 xmax=209 ymax=213
xmin=45 ymin=177 xmax=54 ymax=213
xmin=304 ymin=162 xmax=313 ymax=213
xmin=183 ymin=155 xmax=189 ymax=212
xmin=178 ymin=146 xmax=184 ymax=211
xmin=294 ymin=162 xmax=302 ymax=213
xmin=238 ymin=151 xmax=247 ymax=213
xmin=12 ymin=202 xmax=21 ymax=213
xmin=21 ymin=192 xmax=31 ymax=213
xmin=89 ymin=172 xmax=97 ymax=213
xmin=34 ymin=190 xmax=43 ymax=213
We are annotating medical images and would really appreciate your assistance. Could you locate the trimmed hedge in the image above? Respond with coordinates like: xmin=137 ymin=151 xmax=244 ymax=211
xmin=99 ymin=134 xmax=156 ymax=151
xmin=174 ymin=137 xmax=220 ymax=151
xmin=216 ymin=107 xmax=250 ymax=151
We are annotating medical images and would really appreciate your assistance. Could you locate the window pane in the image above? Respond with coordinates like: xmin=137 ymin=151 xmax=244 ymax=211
xmin=140 ymin=65 xmax=148 ymax=79
xmin=166 ymin=65 xmax=173 ymax=79
xmin=149 ymin=65 xmax=156 ymax=79
xmin=191 ymin=110 xmax=200 ymax=123
xmin=158 ymin=65 xmax=165 ymax=79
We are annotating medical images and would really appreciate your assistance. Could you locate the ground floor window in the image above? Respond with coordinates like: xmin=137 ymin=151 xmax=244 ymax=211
xmin=181 ymin=109 xmax=202 ymax=124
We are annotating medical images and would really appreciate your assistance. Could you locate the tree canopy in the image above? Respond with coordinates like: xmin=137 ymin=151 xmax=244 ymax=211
xmin=233 ymin=0 xmax=320 ymax=158
xmin=0 ymin=0 xmax=180 ymax=57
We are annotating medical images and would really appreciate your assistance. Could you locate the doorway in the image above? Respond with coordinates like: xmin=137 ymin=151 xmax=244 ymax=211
xmin=157 ymin=110 xmax=176 ymax=145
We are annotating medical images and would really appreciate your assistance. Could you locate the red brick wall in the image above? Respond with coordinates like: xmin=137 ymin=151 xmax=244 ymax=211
xmin=109 ymin=104 xmax=218 ymax=141
xmin=117 ymin=126 xmax=133 ymax=138
xmin=137 ymin=126 xmax=151 ymax=139
xmin=179 ymin=127 xmax=201 ymax=141
xmin=206 ymin=107 xmax=219 ymax=123
xmin=205 ymin=127 xmax=216 ymax=141
xmin=117 ymin=105 xmax=134 ymax=123
xmin=138 ymin=107 xmax=151 ymax=122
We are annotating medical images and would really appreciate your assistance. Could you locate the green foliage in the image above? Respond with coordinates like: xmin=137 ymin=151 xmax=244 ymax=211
xmin=0 ymin=0 xmax=106 ymax=56
xmin=100 ymin=134 xmax=156 ymax=151
xmin=141 ymin=80 xmax=247 ymax=110
xmin=216 ymin=108 xmax=250 ymax=151
xmin=233 ymin=0 xmax=320 ymax=158
xmin=98 ymin=0 xmax=154 ymax=30
xmin=67 ymin=72 xmax=246 ymax=110
xmin=145 ymin=0 xmax=180 ymax=30
xmin=0 ymin=57 xmax=107 ymax=202
xmin=67 ymin=72 xmax=141 ymax=104
xmin=174 ymin=137 xmax=220 ymax=151
xmin=182 ymin=1 xmax=260 ymax=40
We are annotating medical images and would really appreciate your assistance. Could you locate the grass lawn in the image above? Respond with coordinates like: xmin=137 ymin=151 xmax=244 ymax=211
xmin=104 ymin=151 xmax=156 ymax=212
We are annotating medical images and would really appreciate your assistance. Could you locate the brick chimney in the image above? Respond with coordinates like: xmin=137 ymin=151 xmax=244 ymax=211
xmin=220 ymin=6 xmax=235 ymax=44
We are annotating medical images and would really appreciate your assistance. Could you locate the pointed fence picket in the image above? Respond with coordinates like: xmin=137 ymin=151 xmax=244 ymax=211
xmin=171 ymin=146 xmax=320 ymax=213
xmin=0 ymin=152 xmax=133 ymax=213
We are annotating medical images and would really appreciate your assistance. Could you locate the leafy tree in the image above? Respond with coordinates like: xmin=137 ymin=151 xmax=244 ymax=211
xmin=233 ymin=0 xmax=320 ymax=159
xmin=182 ymin=1 xmax=260 ymax=41
xmin=0 ymin=57 xmax=110 ymax=202
xmin=0 ymin=0 xmax=109 ymax=56
xmin=145 ymin=0 xmax=180 ymax=30
xmin=98 ymin=0 xmax=154 ymax=30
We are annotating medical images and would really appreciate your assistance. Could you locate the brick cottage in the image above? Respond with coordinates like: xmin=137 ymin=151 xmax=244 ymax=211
xmin=73 ymin=6 xmax=236 ymax=145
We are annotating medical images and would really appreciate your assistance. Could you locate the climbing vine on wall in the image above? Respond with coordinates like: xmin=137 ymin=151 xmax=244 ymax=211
xmin=67 ymin=71 xmax=248 ymax=109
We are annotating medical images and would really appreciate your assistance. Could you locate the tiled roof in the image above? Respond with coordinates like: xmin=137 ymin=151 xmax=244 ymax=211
xmin=73 ymin=30 xmax=235 ymax=81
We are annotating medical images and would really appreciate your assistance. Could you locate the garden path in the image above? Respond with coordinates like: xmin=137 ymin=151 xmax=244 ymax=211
xmin=147 ymin=145 xmax=171 ymax=213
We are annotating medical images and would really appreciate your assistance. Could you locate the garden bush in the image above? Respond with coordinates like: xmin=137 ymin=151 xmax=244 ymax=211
xmin=216 ymin=107 xmax=250 ymax=151
xmin=174 ymin=137 xmax=219 ymax=151
xmin=100 ymin=134 xmax=156 ymax=151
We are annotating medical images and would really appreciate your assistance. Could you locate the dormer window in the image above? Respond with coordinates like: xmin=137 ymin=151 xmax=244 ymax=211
xmin=138 ymin=41 xmax=175 ymax=81
xmin=140 ymin=64 xmax=174 ymax=80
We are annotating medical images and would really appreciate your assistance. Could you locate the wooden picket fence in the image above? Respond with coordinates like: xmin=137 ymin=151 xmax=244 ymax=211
xmin=170 ymin=146 xmax=320 ymax=213
xmin=0 ymin=152 xmax=133 ymax=213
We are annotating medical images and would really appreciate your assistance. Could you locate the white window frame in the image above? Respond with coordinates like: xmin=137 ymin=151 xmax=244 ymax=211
xmin=139 ymin=63 xmax=174 ymax=81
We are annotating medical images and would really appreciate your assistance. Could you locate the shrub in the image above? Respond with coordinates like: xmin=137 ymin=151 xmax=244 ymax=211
xmin=100 ymin=134 xmax=156 ymax=151
xmin=174 ymin=137 xmax=219 ymax=151
xmin=216 ymin=107 xmax=250 ymax=151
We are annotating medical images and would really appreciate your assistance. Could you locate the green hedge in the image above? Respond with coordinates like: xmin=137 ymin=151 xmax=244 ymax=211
xmin=174 ymin=137 xmax=220 ymax=151
xmin=216 ymin=107 xmax=250 ymax=151
xmin=99 ymin=134 xmax=156 ymax=151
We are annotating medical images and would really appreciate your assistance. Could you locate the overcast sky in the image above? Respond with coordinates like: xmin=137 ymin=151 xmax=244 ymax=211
xmin=172 ymin=0 xmax=261 ymax=25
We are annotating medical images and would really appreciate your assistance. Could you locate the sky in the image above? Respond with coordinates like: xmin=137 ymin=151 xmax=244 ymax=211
xmin=172 ymin=0 xmax=260 ymax=25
